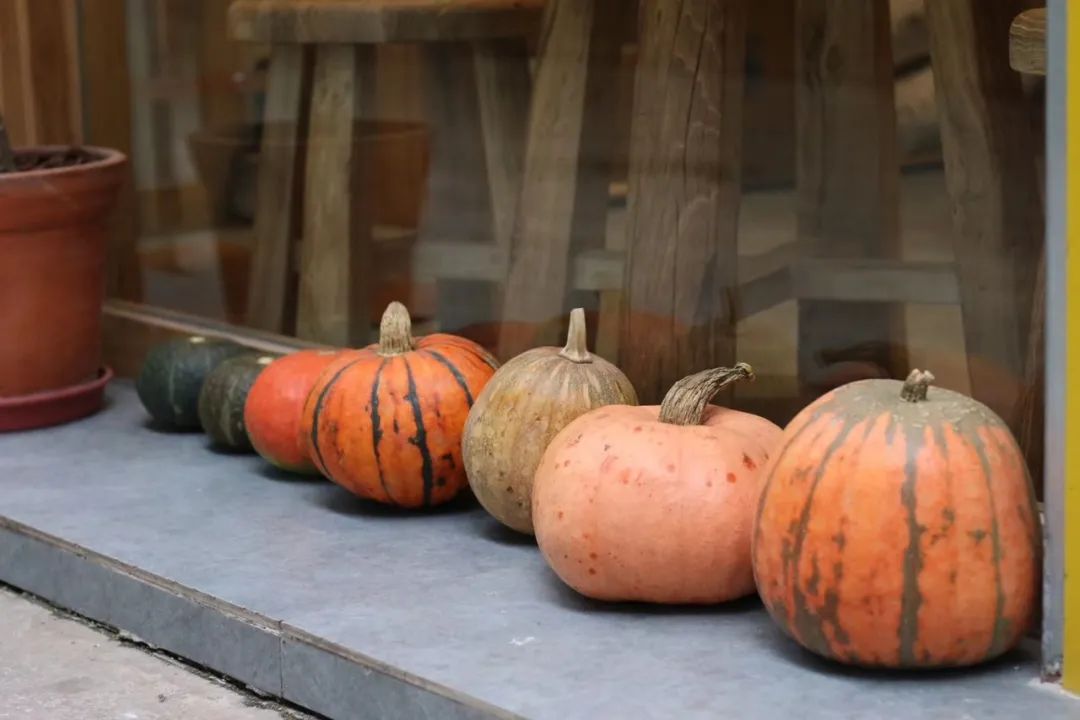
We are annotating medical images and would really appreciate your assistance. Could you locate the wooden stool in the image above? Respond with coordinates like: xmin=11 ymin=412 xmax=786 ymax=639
xmin=229 ymin=0 xmax=541 ymax=346
xmin=492 ymin=0 xmax=625 ymax=358
xmin=499 ymin=0 xmax=1044 ymax=427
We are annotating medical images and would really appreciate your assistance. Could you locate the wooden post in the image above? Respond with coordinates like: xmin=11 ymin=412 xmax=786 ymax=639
xmin=247 ymin=45 xmax=311 ymax=335
xmin=297 ymin=45 xmax=376 ymax=346
xmin=795 ymin=0 xmax=904 ymax=399
xmin=619 ymin=0 xmax=748 ymax=404
xmin=926 ymin=0 xmax=1044 ymax=430
xmin=497 ymin=0 xmax=623 ymax=360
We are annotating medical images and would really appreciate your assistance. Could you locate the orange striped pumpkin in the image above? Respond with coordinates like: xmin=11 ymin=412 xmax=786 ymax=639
xmin=752 ymin=370 xmax=1040 ymax=668
xmin=301 ymin=302 xmax=497 ymax=508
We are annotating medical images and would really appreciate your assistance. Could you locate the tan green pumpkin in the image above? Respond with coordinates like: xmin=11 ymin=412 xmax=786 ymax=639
xmin=463 ymin=309 xmax=638 ymax=534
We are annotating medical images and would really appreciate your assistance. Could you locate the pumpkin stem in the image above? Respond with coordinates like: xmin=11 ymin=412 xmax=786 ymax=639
xmin=378 ymin=302 xmax=415 ymax=356
xmin=900 ymin=369 xmax=935 ymax=402
xmin=558 ymin=308 xmax=592 ymax=363
xmin=658 ymin=363 xmax=755 ymax=426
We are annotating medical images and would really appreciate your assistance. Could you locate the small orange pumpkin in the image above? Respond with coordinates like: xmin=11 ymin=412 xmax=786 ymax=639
xmin=245 ymin=349 xmax=345 ymax=474
xmin=302 ymin=302 xmax=498 ymax=508
xmin=752 ymin=370 xmax=1041 ymax=668
xmin=532 ymin=364 xmax=782 ymax=603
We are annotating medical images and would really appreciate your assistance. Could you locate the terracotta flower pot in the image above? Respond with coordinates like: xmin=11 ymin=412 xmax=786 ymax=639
xmin=0 ymin=146 xmax=126 ymax=426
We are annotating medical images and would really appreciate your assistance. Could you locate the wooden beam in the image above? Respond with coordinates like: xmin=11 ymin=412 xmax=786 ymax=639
xmin=228 ymin=0 xmax=544 ymax=44
xmin=103 ymin=300 xmax=323 ymax=380
xmin=247 ymin=45 xmax=311 ymax=335
xmin=419 ymin=42 xmax=495 ymax=334
xmin=296 ymin=45 xmax=376 ymax=346
xmin=927 ymin=0 xmax=1044 ymax=429
xmin=497 ymin=0 xmax=623 ymax=358
xmin=792 ymin=259 xmax=959 ymax=305
xmin=473 ymin=39 xmax=531 ymax=267
xmin=620 ymin=0 xmax=748 ymax=403
xmin=795 ymin=0 xmax=904 ymax=398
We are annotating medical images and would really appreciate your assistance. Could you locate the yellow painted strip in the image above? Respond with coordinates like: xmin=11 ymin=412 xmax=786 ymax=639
xmin=1064 ymin=0 xmax=1080 ymax=695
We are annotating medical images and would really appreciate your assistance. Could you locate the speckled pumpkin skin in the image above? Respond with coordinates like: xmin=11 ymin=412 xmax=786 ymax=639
xmin=532 ymin=404 xmax=782 ymax=603
xmin=752 ymin=379 xmax=1041 ymax=668
xmin=463 ymin=345 xmax=638 ymax=535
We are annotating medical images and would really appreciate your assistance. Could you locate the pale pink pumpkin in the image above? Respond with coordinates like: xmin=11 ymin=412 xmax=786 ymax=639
xmin=532 ymin=364 xmax=782 ymax=603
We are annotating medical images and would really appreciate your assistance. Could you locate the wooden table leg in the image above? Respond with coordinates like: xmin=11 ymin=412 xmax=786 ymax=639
xmin=926 ymin=0 xmax=1043 ymax=429
xmin=297 ymin=44 xmax=376 ymax=346
xmin=247 ymin=44 xmax=310 ymax=335
xmin=619 ymin=0 xmax=748 ymax=404
xmin=795 ymin=0 xmax=905 ymax=400
xmin=497 ymin=0 xmax=623 ymax=360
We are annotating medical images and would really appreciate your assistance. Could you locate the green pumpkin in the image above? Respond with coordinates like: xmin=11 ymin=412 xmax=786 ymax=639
xmin=135 ymin=336 xmax=247 ymax=429
xmin=198 ymin=354 xmax=277 ymax=450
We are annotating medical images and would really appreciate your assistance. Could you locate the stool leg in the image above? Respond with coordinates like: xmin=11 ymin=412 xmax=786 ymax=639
xmin=297 ymin=44 xmax=376 ymax=346
xmin=420 ymin=43 xmax=497 ymax=335
xmin=795 ymin=0 xmax=905 ymax=400
xmin=926 ymin=0 xmax=1043 ymax=430
xmin=1017 ymin=78 xmax=1047 ymax=496
xmin=620 ymin=0 xmax=748 ymax=404
xmin=473 ymin=38 xmax=530 ymax=274
xmin=247 ymin=45 xmax=310 ymax=334
xmin=497 ymin=0 xmax=623 ymax=360
xmin=594 ymin=41 xmax=639 ymax=363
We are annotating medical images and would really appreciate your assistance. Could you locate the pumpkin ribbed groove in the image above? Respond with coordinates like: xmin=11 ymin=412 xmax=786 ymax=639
xmin=425 ymin=349 xmax=475 ymax=405
xmin=463 ymin=309 xmax=637 ymax=533
xmin=752 ymin=371 xmax=1040 ymax=668
xmin=301 ymin=303 xmax=496 ymax=508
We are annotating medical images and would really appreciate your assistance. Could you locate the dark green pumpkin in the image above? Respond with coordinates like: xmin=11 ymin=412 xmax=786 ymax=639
xmin=136 ymin=336 xmax=247 ymax=429
xmin=198 ymin=354 xmax=277 ymax=450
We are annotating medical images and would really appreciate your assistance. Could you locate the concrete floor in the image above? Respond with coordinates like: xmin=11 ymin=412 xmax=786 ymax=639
xmin=0 ymin=588 xmax=311 ymax=720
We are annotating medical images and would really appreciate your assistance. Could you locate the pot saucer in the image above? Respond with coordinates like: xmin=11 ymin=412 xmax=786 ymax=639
xmin=0 ymin=367 xmax=114 ymax=432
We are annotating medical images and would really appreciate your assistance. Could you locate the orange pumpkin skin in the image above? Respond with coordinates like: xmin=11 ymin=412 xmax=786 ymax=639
xmin=752 ymin=371 xmax=1041 ymax=668
xmin=298 ymin=349 xmax=373 ymax=447
xmin=532 ymin=366 xmax=782 ymax=603
xmin=244 ymin=350 xmax=345 ymax=474
xmin=303 ymin=304 xmax=497 ymax=508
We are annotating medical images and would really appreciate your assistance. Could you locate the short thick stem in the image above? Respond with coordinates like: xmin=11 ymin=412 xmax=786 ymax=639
xmin=658 ymin=363 xmax=755 ymax=426
xmin=558 ymin=308 xmax=592 ymax=363
xmin=378 ymin=302 xmax=415 ymax=356
xmin=900 ymin=369 xmax=935 ymax=402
